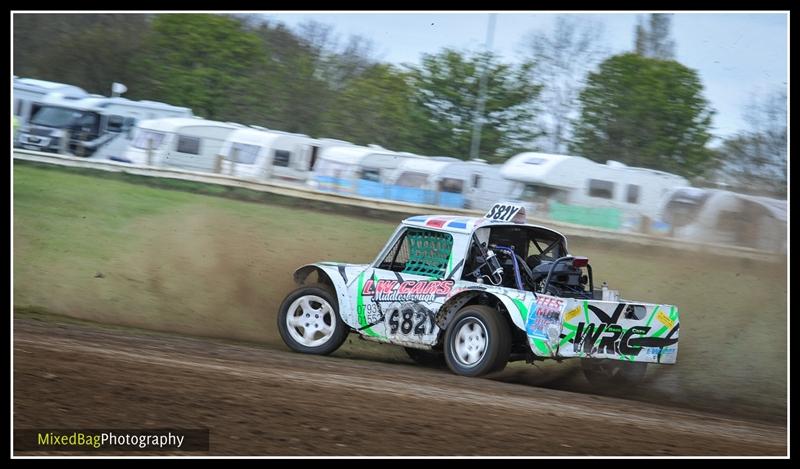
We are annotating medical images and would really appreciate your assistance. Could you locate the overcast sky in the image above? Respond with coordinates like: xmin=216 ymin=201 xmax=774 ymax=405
xmin=263 ymin=12 xmax=788 ymax=141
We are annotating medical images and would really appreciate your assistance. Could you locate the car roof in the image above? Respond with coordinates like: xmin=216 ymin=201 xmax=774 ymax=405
xmin=402 ymin=215 xmax=568 ymax=240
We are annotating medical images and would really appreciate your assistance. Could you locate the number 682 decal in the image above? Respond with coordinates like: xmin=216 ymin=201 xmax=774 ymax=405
xmin=387 ymin=303 xmax=437 ymax=336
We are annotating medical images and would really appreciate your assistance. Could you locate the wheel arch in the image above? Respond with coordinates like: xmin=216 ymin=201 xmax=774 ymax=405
xmin=436 ymin=289 xmax=525 ymax=334
xmin=292 ymin=264 xmax=359 ymax=329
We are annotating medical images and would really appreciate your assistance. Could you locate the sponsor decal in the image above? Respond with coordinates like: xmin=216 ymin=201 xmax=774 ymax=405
xmin=564 ymin=306 xmax=581 ymax=322
xmin=656 ymin=310 xmax=675 ymax=329
xmin=526 ymin=295 xmax=563 ymax=342
xmin=361 ymin=279 xmax=454 ymax=303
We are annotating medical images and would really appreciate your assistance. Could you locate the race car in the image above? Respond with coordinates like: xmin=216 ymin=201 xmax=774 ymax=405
xmin=277 ymin=202 xmax=679 ymax=385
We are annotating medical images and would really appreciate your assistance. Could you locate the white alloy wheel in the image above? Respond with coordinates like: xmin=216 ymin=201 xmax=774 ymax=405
xmin=285 ymin=295 xmax=336 ymax=348
xmin=451 ymin=317 xmax=489 ymax=368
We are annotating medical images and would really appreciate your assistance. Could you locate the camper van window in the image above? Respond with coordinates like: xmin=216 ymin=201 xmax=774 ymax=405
xmin=439 ymin=178 xmax=464 ymax=194
xmin=132 ymin=130 xmax=166 ymax=150
xmin=273 ymin=150 xmax=291 ymax=167
xmin=521 ymin=184 xmax=566 ymax=203
xmin=626 ymin=184 xmax=641 ymax=204
xmin=360 ymin=168 xmax=381 ymax=182
xmin=588 ymin=179 xmax=615 ymax=199
xmin=30 ymin=106 xmax=84 ymax=128
xmin=225 ymin=143 xmax=259 ymax=164
xmin=472 ymin=175 xmax=481 ymax=188
xmin=176 ymin=136 xmax=201 ymax=155
xmin=395 ymin=172 xmax=428 ymax=188
xmin=107 ymin=115 xmax=125 ymax=133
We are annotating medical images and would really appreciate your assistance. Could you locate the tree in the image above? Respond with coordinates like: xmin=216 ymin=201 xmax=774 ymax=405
xmin=134 ymin=14 xmax=268 ymax=121
xmin=320 ymin=64 xmax=425 ymax=151
xmin=13 ymin=14 xmax=151 ymax=95
xmin=713 ymin=89 xmax=787 ymax=196
xmin=634 ymin=14 xmax=676 ymax=60
xmin=571 ymin=53 xmax=715 ymax=178
xmin=407 ymin=49 xmax=543 ymax=162
xmin=521 ymin=16 xmax=607 ymax=153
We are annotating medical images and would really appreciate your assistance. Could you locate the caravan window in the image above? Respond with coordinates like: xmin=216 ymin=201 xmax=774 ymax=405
xmin=588 ymin=179 xmax=615 ymax=199
xmin=132 ymin=130 xmax=166 ymax=150
xmin=472 ymin=175 xmax=481 ymax=188
xmin=273 ymin=150 xmax=291 ymax=167
xmin=626 ymin=184 xmax=641 ymax=204
xmin=395 ymin=171 xmax=428 ymax=188
xmin=439 ymin=178 xmax=464 ymax=194
xmin=176 ymin=136 xmax=201 ymax=155
xmin=360 ymin=168 xmax=381 ymax=182
xmin=521 ymin=184 xmax=567 ymax=203
xmin=225 ymin=143 xmax=260 ymax=164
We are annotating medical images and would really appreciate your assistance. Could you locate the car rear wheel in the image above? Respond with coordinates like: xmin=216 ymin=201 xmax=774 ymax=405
xmin=277 ymin=284 xmax=348 ymax=355
xmin=444 ymin=305 xmax=511 ymax=377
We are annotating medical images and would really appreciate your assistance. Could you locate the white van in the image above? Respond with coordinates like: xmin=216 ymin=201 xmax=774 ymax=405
xmin=16 ymin=93 xmax=191 ymax=158
xmin=13 ymin=77 xmax=88 ymax=126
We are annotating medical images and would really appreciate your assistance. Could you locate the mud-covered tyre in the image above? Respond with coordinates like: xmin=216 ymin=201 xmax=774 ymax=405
xmin=404 ymin=347 xmax=446 ymax=368
xmin=444 ymin=305 xmax=512 ymax=377
xmin=277 ymin=284 xmax=348 ymax=355
xmin=581 ymin=359 xmax=647 ymax=387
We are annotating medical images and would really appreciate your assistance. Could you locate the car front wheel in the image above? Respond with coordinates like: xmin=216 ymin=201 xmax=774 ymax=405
xmin=277 ymin=284 xmax=348 ymax=355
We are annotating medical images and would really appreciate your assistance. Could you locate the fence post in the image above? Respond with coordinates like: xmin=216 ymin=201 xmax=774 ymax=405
xmin=214 ymin=154 xmax=223 ymax=174
xmin=230 ymin=147 xmax=238 ymax=177
xmin=58 ymin=130 xmax=70 ymax=156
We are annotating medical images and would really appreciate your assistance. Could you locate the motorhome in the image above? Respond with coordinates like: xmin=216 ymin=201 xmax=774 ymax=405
xmin=659 ymin=187 xmax=787 ymax=253
xmin=13 ymin=77 xmax=88 ymax=126
xmin=309 ymin=144 xmax=419 ymax=195
xmin=15 ymin=93 xmax=192 ymax=158
xmin=500 ymin=152 xmax=689 ymax=231
xmin=384 ymin=158 xmax=513 ymax=209
xmin=117 ymin=117 xmax=241 ymax=173
xmin=217 ymin=127 xmax=322 ymax=182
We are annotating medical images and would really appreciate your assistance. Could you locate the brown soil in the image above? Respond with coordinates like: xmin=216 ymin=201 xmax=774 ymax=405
xmin=13 ymin=316 xmax=787 ymax=456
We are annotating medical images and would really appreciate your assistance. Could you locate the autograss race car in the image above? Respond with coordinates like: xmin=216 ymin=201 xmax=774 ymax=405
xmin=277 ymin=202 xmax=679 ymax=385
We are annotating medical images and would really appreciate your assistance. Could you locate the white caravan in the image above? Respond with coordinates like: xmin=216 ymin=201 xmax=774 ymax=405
xmin=13 ymin=77 xmax=88 ymax=126
xmin=119 ymin=118 xmax=241 ymax=172
xmin=16 ymin=92 xmax=192 ymax=158
xmin=386 ymin=158 xmax=515 ymax=209
xmin=500 ymin=152 xmax=689 ymax=230
xmin=659 ymin=187 xmax=787 ymax=253
xmin=309 ymin=144 xmax=418 ymax=194
xmin=217 ymin=127 xmax=322 ymax=182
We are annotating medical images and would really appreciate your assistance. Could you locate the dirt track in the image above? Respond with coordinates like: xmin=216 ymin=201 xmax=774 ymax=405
xmin=13 ymin=316 xmax=786 ymax=456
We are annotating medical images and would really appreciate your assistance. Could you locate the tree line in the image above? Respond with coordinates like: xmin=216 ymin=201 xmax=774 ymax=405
xmin=13 ymin=13 xmax=786 ymax=195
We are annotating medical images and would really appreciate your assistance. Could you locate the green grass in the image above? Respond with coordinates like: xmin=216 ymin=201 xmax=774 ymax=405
xmin=14 ymin=163 xmax=787 ymax=421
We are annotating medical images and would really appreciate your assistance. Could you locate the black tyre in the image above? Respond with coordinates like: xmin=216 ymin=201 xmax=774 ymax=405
xmin=581 ymin=359 xmax=647 ymax=387
xmin=404 ymin=347 xmax=446 ymax=368
xmin=444 ymin=305 xmax=512 ymax=377
xmin=277 ymin=284 xmax=348 ymax=355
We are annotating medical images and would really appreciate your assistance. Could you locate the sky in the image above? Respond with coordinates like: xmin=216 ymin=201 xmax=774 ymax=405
xmin=263 ymin=12 xmax=788 ymax=141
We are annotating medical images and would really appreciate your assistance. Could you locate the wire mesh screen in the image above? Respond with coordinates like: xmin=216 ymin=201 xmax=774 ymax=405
xmin=402 ymin=229 xmax=453 ymax=278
